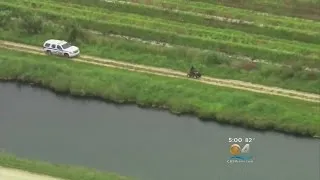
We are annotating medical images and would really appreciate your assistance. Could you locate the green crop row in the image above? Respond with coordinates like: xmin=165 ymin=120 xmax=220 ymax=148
xmin=52 ymin=0 xmax=320 ymax=44
xmin=0 ymin=49 xmax=319 ymax=136
xmin=190 ymin=0 xmax=320 ymax=8
xmin=2 ymin=1 xmax=319 ymax=66
xmin=186 ymin=0 xmax=320 ymax=20
xmin=12 ymin=0 xmax=320 ymax=52
xmin=124 ymin=0 xmax=320 ymax=32
xmin=169 ymin=0 xmax=320 ymax=10
xmin=0 ymin=153 xmax=131 ymax=180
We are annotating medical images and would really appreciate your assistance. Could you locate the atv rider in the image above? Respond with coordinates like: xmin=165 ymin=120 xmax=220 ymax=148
xmin=190 ymin=66 xmax=196 ymax=74
xmin=188 ymin=65 xmax=201 ymax=78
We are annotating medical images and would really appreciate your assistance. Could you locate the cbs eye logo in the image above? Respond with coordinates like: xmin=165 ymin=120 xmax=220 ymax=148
xmin=230 ymin=143 xmax=250 ymax=155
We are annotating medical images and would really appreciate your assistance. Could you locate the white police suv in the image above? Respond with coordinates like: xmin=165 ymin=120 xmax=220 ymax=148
xmin=43 ymin=39 xmax=80 ymax=58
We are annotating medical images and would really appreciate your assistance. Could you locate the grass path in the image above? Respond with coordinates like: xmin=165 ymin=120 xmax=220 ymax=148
xmin=1 ymin=40 xmax=319 ymax=103
xmin=0 ymin=153 xmax=130 ymax=180
xmin=0 ymin=166 xmax=64 ymax=180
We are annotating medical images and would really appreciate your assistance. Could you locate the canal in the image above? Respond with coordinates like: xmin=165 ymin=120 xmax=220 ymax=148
xmin=0 ymin=82 xmax=319 ymax=180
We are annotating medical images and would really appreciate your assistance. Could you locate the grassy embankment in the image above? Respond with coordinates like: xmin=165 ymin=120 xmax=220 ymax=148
xmin=1 ymin=1 xmax=320 ymax=93
xmin=0 ymin=152 xmax=131 ymax=180
xmin=0 ymin=49 xmax=319 ymax=137
xmin=187 ymin=0 xmax=320 ymax=20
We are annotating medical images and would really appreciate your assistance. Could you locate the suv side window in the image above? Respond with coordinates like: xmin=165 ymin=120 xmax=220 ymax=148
xmin=57 ymin=45 xmax=62 ymax=50
xmin=51 ymin=44 xmax=56 ymax=48
xmin=44 ymin=43 xmax=50 ymax=47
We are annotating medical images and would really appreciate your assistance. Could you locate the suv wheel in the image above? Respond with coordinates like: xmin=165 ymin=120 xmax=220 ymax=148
xmin=64 ymin=53 xmax=70 ymax=58
xmin=46 ymin=50 xmax=52 ymax=55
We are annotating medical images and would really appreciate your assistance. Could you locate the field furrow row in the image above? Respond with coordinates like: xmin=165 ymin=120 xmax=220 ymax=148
xmin=122 ymin=0 xmax=320 ymax=31
xmin=37 ymin=0 xmax=320 ymax=48
xmin=186 ymin=0 xmax=320 ymax=20
xmin=52 ymin=0 xmax=320 ymax=44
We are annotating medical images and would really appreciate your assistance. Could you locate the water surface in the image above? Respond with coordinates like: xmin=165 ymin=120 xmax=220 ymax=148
xmin=0 ymin=83 xmax=319 ymax=180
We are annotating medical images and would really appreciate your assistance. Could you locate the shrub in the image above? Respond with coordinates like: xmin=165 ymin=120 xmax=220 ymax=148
xmin=20 ymin=14 xmax=44 ymax=34
xmin=240 ymin=61 xmax=257 ymax=71
xmin=0 ymin=10 xmax=12 ymax=28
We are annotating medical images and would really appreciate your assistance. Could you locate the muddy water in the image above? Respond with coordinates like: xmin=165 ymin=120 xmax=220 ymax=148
xmin=0 ymin=82 xmax=319 ymax=180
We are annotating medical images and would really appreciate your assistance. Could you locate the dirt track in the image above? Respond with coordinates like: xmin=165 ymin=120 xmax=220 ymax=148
xmin=0 ymin=40 xmax=319 ymax=103
xmin=0 ymin=166 xmax=63 ymax=180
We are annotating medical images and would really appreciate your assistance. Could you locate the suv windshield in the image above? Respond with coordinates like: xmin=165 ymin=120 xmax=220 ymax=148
xmin=61 ymin=43 xmax=72 ymax=49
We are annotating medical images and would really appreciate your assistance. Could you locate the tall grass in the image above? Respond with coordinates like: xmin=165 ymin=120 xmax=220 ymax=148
xmin=0 ymin=49 xmax=319 ymax=136
xmin=2 ymin=1 xmax=319 ymax=64
xmin=0 ymin=152 xmax=131 ymax=180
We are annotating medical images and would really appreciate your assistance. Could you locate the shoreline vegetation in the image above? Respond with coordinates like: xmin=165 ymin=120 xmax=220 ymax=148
xmin=0 ymin=152 xmax=131 ymax=180
xmin=0 ymin=49 xmax=319 ymax=138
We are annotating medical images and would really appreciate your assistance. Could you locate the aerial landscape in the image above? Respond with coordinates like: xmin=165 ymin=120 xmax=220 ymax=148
xmin=0 ymin=0 xmax=319 ymax=179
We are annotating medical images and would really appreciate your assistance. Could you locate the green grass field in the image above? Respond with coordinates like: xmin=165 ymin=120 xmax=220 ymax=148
xmin=1 ymin=49 xmax=319 ymax=136
xmin=2 ymin=0 xmax=319 ymax=64
xmin=1 ymin=28 xmax=319 ymax=94
xmin=0 ymin=152 xmax=131 ymax=180
xmin=52 ymin=0 xmax=320 ymax=43
xmin=1 ymin=0 xmax=320 ymax=94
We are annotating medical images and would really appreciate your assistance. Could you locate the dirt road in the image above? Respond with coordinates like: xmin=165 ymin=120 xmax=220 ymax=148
xmin=0 ymin=40 xmax=319 ymax=103
xmin=0 ymin=166 xmax=64 ymax=180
